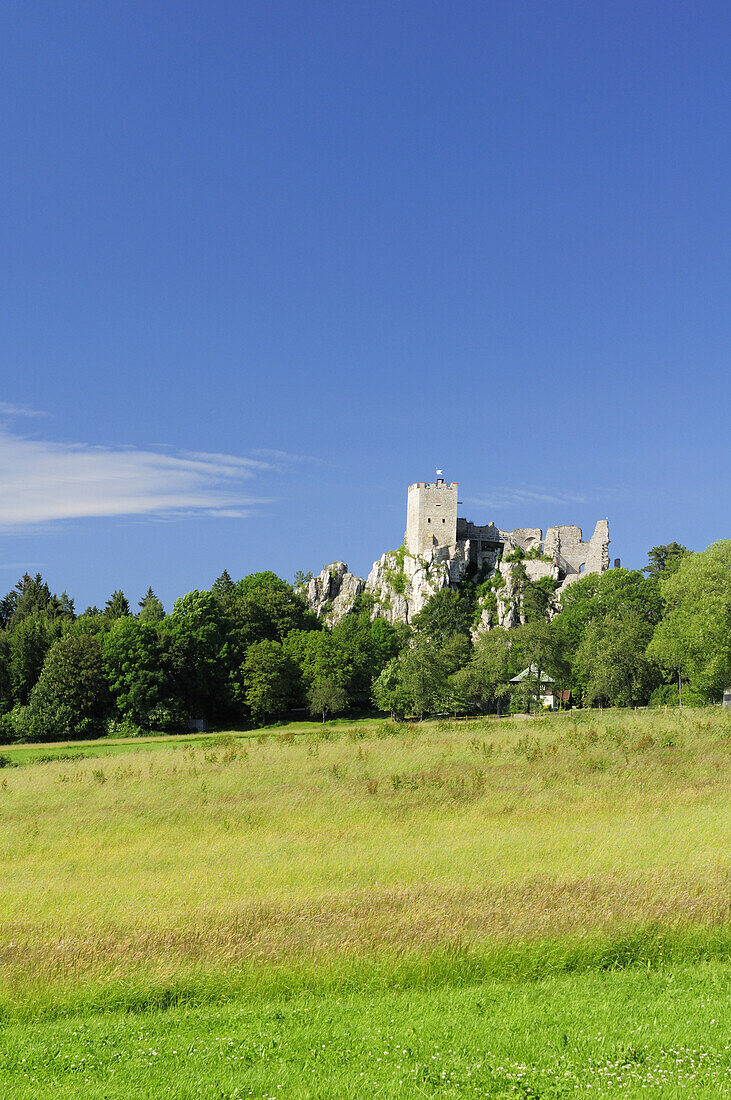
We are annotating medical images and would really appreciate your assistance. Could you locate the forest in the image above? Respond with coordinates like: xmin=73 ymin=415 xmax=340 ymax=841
xmin=0 ymin=539 xmax=728 ymax=743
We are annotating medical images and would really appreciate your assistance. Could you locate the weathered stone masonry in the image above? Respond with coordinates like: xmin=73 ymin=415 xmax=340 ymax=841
xmin=302 ymin=477 xmax=610 ymax=628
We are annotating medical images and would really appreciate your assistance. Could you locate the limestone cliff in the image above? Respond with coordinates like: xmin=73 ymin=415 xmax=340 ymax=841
xmin=301 ymin=549 xmax=582 ymax=631
xmin=303 ymin=562 xmax=364 ymax=624
xmin=303 ymin=547 xmax=458 ymax=626
xmin=472 ymin=558 xmax=561 ymax=632
xmin=364 ymin=545 xmax=456 ymax=624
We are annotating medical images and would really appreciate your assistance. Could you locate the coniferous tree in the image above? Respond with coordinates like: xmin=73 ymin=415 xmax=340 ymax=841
xmin=104 ymin=590 xmax=131 ymax=621
xmin=643 ymin=542 xmax=689 ymax=579
xmin=1 ymin=574 xmax=75 ymax=628
xmin=211 ymin=569 xmax=236 ymax=602
xmin=137 ymin=587 xmax=165 ymax=622
xmin=8 ymin=614 xmax=65 ymax=705
xmin=13 ymin=573 xmax=53 ymax=621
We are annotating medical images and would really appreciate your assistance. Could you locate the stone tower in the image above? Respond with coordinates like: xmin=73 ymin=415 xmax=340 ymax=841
xmin=405 ymin=478 xmax=458 ymax=557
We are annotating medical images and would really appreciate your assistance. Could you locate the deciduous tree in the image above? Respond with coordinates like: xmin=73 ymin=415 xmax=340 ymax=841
xmin=647 ymin=540 xmax=731 ymax=700
xmin=307 ymin=677 xmax=348 ymax=722
xmin=450 ymin=627 xmax=512 ymax=711
xmin=103 ymin=617 xmax=169 ymax=723
xmin=237 ymin=639 xmax=298 ymax=725
xmin=574 ymin=610 xmax=659 ymax=707
xmin=26 ymin=633 xmax=109 ymax=740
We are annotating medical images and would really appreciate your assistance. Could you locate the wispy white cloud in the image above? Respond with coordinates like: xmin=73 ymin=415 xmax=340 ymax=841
xmin=466 ymin=486 xmax=590 ymax=511
xmin=180 ymin=451 xmax=273 ymax=472
xmin=251 ymin=448 xmax=325 ymax=466
xmin=0 ymin=402 xmax=48 ymax=419
xmin=0 ymin=427 xmax=281 ymax=528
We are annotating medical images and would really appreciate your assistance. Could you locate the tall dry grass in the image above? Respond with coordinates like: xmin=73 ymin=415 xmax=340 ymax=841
xmin=0 ymin=709 xmax=728 ymax=1003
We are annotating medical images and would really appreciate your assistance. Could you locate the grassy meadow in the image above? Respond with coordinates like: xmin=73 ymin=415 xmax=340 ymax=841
xmin=0 ymin=708 xmax=729 ymax=1096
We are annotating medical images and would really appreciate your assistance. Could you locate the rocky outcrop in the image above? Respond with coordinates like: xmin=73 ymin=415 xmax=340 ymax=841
xmin=364 ymin=545 xmax=460 ymax=624
xmin=472 ymin=558 xmax=561 ymax=634
xmin=303 ymin=544 xmax=474 ymax=627
xmin=303 ymin=562 xmax=364 ymax=624
xmin=302 ymin=548 xmax=567 ymax=632
xmin=302 ymin=517 xmax=608 ymax=634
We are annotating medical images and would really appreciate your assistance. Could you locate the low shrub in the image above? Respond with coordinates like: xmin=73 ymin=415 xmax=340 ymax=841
xmin=106 ymin=716 xmax=145 ymax=739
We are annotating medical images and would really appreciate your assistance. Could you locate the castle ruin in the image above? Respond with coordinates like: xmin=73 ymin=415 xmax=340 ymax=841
xmin=303 ymin=476 xmax=611 ymax=628
xmin=405 ymin=477 xmax=610 ymax=580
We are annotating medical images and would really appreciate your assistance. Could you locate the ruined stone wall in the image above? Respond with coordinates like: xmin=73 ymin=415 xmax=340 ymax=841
xmin=509 ymin=528 xmax=544 ymax=552
xmin=457 ymin=522 xmax=544 ymax=570
xmin=544 ymin=520 xmax=610 ymax=578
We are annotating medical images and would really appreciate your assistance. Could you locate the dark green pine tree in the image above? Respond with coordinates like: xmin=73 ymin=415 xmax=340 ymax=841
xmin=137 ymin=587 xmax=165 ymax=622
xmin=211 ymin=569 xmax=236 ymax=602
xmin=643 ymin=542 xmax=689 ymax=578
xmin=104 ymin=590 xmax=131 ymax=621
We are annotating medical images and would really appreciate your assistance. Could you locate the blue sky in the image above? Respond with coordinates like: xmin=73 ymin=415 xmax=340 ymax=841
xmin=1 ymin=1 xmax=729 ymax=610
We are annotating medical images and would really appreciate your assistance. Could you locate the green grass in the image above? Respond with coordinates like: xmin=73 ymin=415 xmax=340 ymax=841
xmin=0 ymin=708 xmax=728 ymax=1094
xmin=1 ymin=963 xmax=728 ymax=1097
xmin=0 ymin=715 xmax=391 ymax=764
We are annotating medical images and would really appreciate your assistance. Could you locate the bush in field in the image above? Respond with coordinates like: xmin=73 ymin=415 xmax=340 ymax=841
xmin=145 ymin=700 xmax=188 ymax=732
xmin=648 ymin=683 xmax=705 ymax=708
xmin=105 ymin=715 xmax=145 ymax=738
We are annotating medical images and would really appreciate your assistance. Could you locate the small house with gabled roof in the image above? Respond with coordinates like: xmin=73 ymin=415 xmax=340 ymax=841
xmin=510 ymin=664 xmax=556 ymax=709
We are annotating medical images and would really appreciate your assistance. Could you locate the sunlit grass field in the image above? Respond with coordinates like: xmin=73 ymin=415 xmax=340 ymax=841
xmin=0 ymin=708 xmax=729 ymax=1095
xmin=3 ymin=964 xmax=729 ymax=1097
